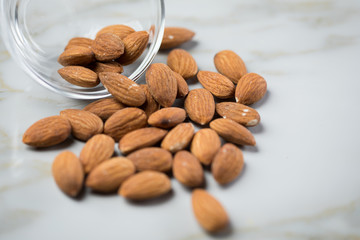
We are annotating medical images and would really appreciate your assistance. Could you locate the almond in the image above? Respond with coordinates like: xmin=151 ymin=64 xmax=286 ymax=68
xmin=104 ymin=108 xmax=147 ymax=141
xmin=79 ymin=134 xmax=115 ymax=173
xmin=184 ymin=89 xmax=215 ymax=125
xmin=22 ymin=116 xmax=71 ymax=148
xmin=83 ymin=97 xmax=125 ymax=121
xmin=140 ymin=84 xmax=160 ymax=117
xmin=148 ymin=107 xmax=186 ymax=128
xmin=52 ymin=151 xmax=84 ymax=197
xmin=214 ymin=50 xmax=247 ymax=84
xmin=58 ymin=46 xmax=95 ymax=66
xmin=216 ymin=102 xmax=260 ymax=127
xmin=86 ymin=157 xmax=135 ymax=193
xmin=60 ymin=109 xmax=103 ymax=141
xmin=212 ymin=143 xmax=244 ymax=185
xmin=173 ymin=151 xmax=204 ymax=187
xmin=119 ymin=170 xmax=172 ymax=200
xmin=161 ymin=123 xmax=194 ymax=153
xmin=99 ymin=72 xmax=146 ymax=107
xmin=96 ymin=24 xmax=135 ymax=40
xmin=197 ymin=71 xmax=235 ymax=99
xmin=145 ymin=63 xmax=177 ymax=107
xmin=92 ymin=33 xmax=124 ymax=62
xmin=91 ymin=61 xmax=123 ymax=74
xmin=117 ymin=31 xmax=149 ymax=65
xmin=119 ymin=127 xmax=168 ymax=154
xmin=235 ymin=73 xmax=267 ymax=105
xmin=160 ymin=27 xmax=195 ymax=50
xmin=192 ymin=189 xmax=229 ymax=233
xmin=210 ymin=118 xmax=256 ymax=146
xmin=65 ymin=37 xmax=93 ymax=50
xmin=167 ymin=49 xmax=198 ymax=79
xmin=127 ymin=147 xmax=172 ymax=172
xmin=173 ymin=71 xmax=189 ymax=98
xmin=190 ymin=128 xmax=221 ymax=165
xmin=58 ymin=66 xmax=99 ymax=88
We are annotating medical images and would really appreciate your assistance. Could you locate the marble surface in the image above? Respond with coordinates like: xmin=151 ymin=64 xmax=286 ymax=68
xmin=1 ymin=0 xmax=360 ymax=239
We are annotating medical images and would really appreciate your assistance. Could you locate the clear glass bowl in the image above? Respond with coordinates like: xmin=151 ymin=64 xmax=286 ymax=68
xmin=0 ymin=0 xmax=165 ymax=99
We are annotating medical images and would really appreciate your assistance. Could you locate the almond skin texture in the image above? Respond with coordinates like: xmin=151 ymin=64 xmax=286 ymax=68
xmin=145 ymin=63 xmax=177 ymax=107
xmin=192 ymin=189 xmax=229 ymax=233
xmin=235 ymin=73 xmax=267 ymax=105
xmin=23 ymin=116 xmax=71 ymax=148
xmin=197 ymin=71 xmax=235 ymax=99
xmin=148 ymin=107 xmax=186 ymax=129
xmin=190 ymin=128 xmax=221 ymax=165
xmin=96 ymin=24 xmax=135 ymax=40
xmin=173 ymin=151 xmax=204 ymax=187
xmin=212 ymin=143 xmax=244 ymax=185
xmin=104 ymin=108 xmax=147 ymax=141
xmin=65 ymin=37 xmax=93 ymax=50
xmin=58 ymin=66 xmax=99 ymax=88
xmin=119 ymin=127 xmax=168 ymax=155
xmin=79 ymin=134 xmax=115 ymax=173
xmin=99 ymin=72 xmax=146 ymax=107
xmin=58 ymin=46 xmax=95 ymax=66
xmin=117 ymin=31 xmax=149 ymax=65
xmin=52 ymin=151 xmax=84 ymax=197
xmin=86 ymin=157 xmax=135 ymax=193
xmin=185 ymin=89 xmax=215 ymax=125
xmin=140 ymin=85 xmax=160 ymax=117
xmin=83 ymin=98 xmax=125 ymax=121
xmin=214 ymin=50 xmax=247 ymax=84
xmin=119 ymin=170 xmax=172 ymax=201
xmin=92 ymin=33 xmax=124 ymax=62
xmin=60 ymin=109 xmax=103 ymax=141
xmin=127 ymin=147 xmax=172 ymax=172
xmin=173 ymin=71 xmax=189 ymax=98
xmin=161 ymin=123 xmax=194 ymax=153
xmin=167 ymin=49 xmax=198 ymax=79
xmin=160 ymin=27 xmax=195 ymax=50
xmin=91 ymin=61 xmax=123 ymax=74
xmin=210 ymin=118 xmax=256 ymax=146
xmin=216 ymin=102 xmax=260 ymax=127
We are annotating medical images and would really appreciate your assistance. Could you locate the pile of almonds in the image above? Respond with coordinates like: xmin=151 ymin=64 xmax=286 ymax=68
xmin=22 ymin=26 xmax=267 ymax=233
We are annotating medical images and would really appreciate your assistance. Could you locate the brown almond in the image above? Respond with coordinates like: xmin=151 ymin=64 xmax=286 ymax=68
xmin=216 ymin=102 xmax=260 ymax=127
xmin=184 ymin=89 xmax=215 ymax=125
xmin=161 ymin=123 xmax=194 ymax=153
xmin=197 ymin=71 xmax=235 ymax=99
xmin=192 ymin=189 xmax=229 ymax=232
xmin=160 ymin=27 xmax=195 ymax=50
xmin=119 ymin=127 xmax=168 ymax=154
xmin=58 ymin=46 xmax=95 ymax=66
xmin=99 ymin=72 xmax=146 ymax=107
xmin=214 ymin=50 xmax=247 ymax=84
xmin=104 ymin=108 xmax=147 ymax=141
xmin=173 ymin=151 xmax=204 ymax=187
xmin=235 ymin=73 xmax=267 ymax=105
xmin=79 ymin=134 xmax=115 ymax=173
xmin=167 ymin=49 xmax=198 ymax=79
xmin=92 ymin=33 xmax=124 ymax=62
xmin=210 ymin=118 xmax=256 ymax=146
xmin=65 ymin=37 xmax=93 ymax=50
xmin=83 ymin=97 xmax=125 ymax=121
xmin=86 ymin=157 xmax=135 ymax=193
xmin=190 ymin=128 xmax=221 ymax=165
xmin=60 ymin=109 xmax=103 ymax=141
xmin=117 ymin=31 xmax=149 ymax=65
xmin=96 ymin=24 xmax=135 ymax=40
xmin=119 ymin=170 xmax=171 ymax=200
xmin=212 ymin=143 xmax=244 ymax=185
xmin=148 ymin=107 xmax=186 ymax=128
xmin=140 ymin=84 xmax=160 ymax=117
xmin=22 ymin=116 xmax=71 ymax=148
xmin=173 ymin=71 xmax=189 ymax=98
xmin=91 ymin=61 xmax=123 ymax=74
xmin=145 ymin=63 xmax=177 ymax=107
xmin=58 ymin=66 xmax=99 ymax=88
xmin=52 ymin=151 xmax=84 ymax=197
xmin=127 ymin=147 xmax=172 ymax=172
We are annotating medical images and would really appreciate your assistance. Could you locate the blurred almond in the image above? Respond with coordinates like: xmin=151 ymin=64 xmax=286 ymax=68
xmin=91 ymin=61 xmax=123 ymax=74
xmin=214 ymin=50 xmax=247 ymax=84
xmin=96 ymin=24 xmax=135 ymax=40
xmin=161 ymin=123 xmax=194 ymax=153
xmin=140 ymin=84 xmax=160 ymax=117
xmin=173 ymin=71 xmax=189 ymax=98
xmin=148 ymin=107 xmax=186 ymax=128
xmin=167 ymin=49 xmax=198 ymax=79
xmin=173 ymin=151 xmax=204 ymax=187
xmin=184 ymin=89 xmax=215 ymax=125
xmin=58 ymin=66 xmax=99 ymax=88
xmin=83 ymin=97 xmax=125 ymax=121
xmin=117 ymin=31 xmax=149 ymax=65
xmin=65 ymin=37 xmax=93 ymax=50
xmin=235 ymin=73 xmax=267 ymax=105
xmin=58 ymin=46 xmax=95 ymax=66
xmin=190 ymin=128 xmax=221 ymax=165
xmin=160 ymin=27 xmax=195 ymax=50
xmin=197 ymin=71 xmax=235 ymax=99
xmin=216 ymin=102 xmax=260 ymax=127
xmin=92 ymin=33 xmax=124 ymax=62
xmin=127 ymin=147 xmax=172 ymax=172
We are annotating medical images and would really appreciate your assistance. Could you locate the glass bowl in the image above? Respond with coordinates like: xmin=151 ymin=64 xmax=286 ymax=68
xmin=0 ymin=0 xmax=165 ymax=99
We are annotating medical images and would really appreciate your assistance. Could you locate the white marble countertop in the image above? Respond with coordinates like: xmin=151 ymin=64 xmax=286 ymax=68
xmin=1 ymin=0 xmax=360 ymax=239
